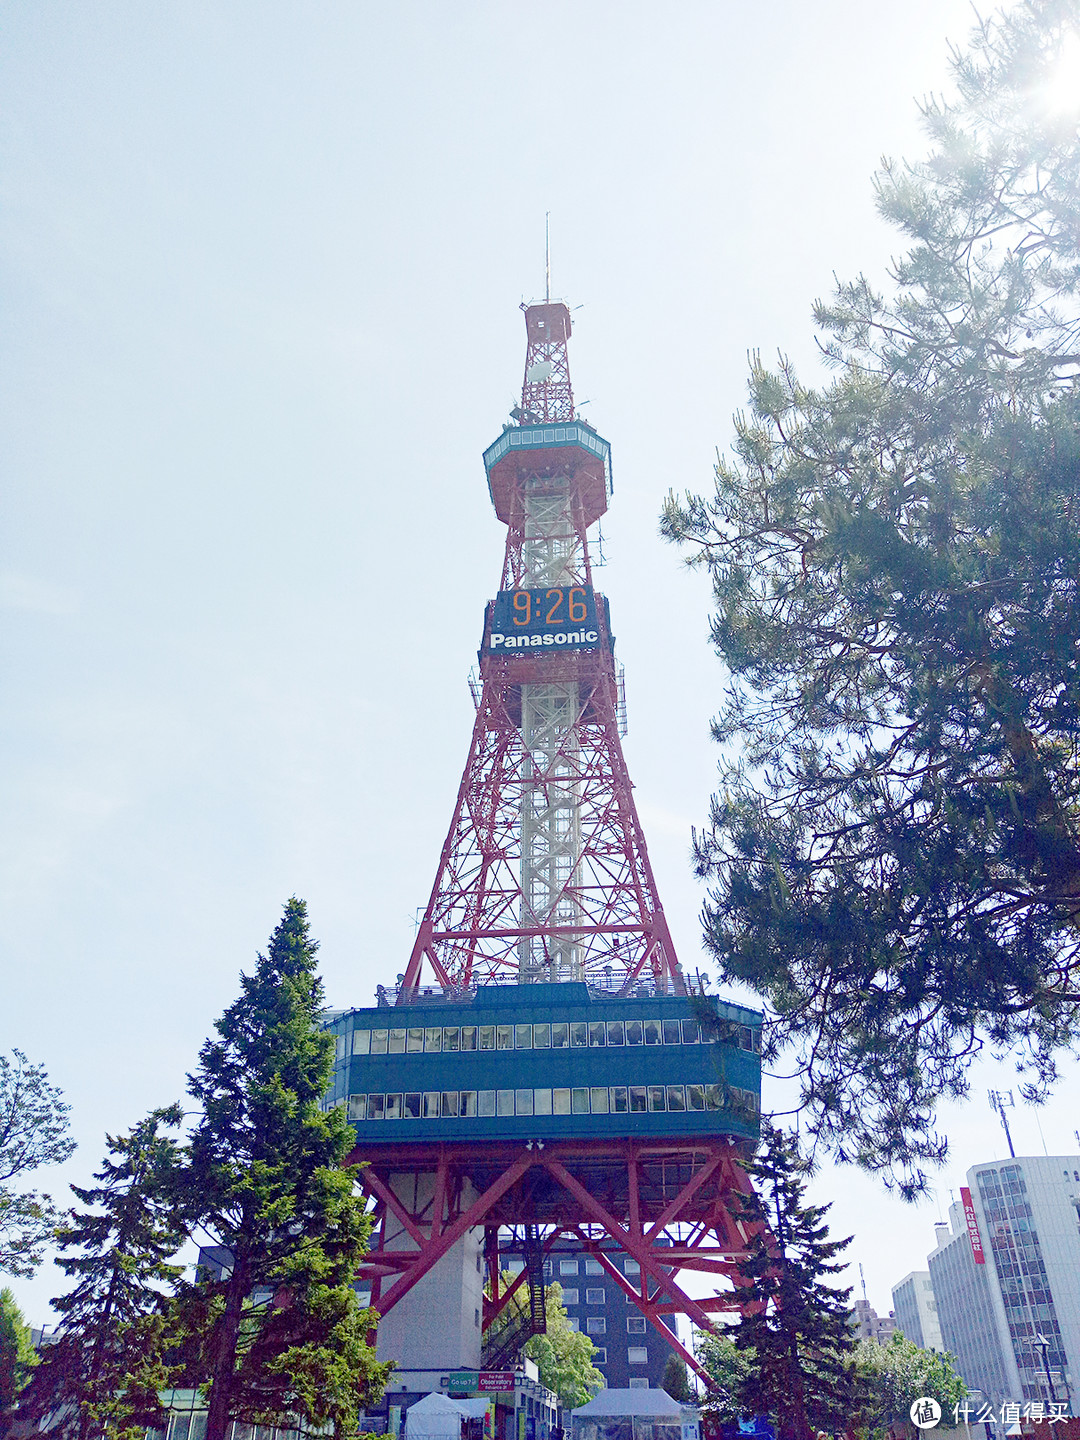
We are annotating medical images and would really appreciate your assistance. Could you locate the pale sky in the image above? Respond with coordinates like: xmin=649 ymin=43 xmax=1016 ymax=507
xmin=3 ymin=0 xmax=1078 ymax=1330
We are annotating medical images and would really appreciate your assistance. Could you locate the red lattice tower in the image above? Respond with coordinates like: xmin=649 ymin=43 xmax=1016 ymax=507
xmin=401 ymin=301 xmax=682 ymax=999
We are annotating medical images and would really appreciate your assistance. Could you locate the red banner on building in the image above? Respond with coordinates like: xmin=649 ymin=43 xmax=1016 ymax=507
xmin=478 ymin=1373 xmax=515 ymax=1393
xmin=960 ymin=1187 xmax=986 ymax=1264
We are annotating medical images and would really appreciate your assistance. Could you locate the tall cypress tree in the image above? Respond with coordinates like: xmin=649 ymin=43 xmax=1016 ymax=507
xmin=169 ymin=898 xmax=390 ymax=1440
xmin=19 ymin=1107 xmax=186 ymax=1440
xmin=728 ymin=1123 xmax=867 ymax=1440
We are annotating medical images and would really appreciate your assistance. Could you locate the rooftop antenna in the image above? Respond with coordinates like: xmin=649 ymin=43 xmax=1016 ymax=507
xmin=1034 ymin=1110 xmax=1049 ymax=1156
xmin=989 ymin=1089 xmax=1016 ymax=1157
xmin=545 ymin=211 xmax=551 ymax=303
xmin=859 ymin=1263 xmax=868 ymax=1304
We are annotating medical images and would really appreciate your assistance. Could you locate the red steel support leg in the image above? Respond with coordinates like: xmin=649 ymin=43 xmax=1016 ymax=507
xmin=540 ymin=1156 xmax=722 ymax=1336
xmin=566 ymin=1226 xmax=714 ymax=1390
xmin=371 ymin=1151 xmax=535 ymax=1317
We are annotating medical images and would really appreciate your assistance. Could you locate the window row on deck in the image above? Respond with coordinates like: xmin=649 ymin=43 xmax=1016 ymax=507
xmin=342 ymin=1080 xmax=760 ymax=1122
xmin=341 ymin=1016 xmax=761 ymax=1058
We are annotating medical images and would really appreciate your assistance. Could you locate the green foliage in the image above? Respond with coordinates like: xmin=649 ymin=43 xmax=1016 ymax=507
xmin=0 ymin=1286 xmax=38 ymax=1433
xmin=725 ymin=1123 xmax=869 ymax=1440
xmin=855 ymin=1331 xmax=967 ymax=1431
xmin=695 ymin=1331 xmax=754 ymax=1426
xmin=18 ymin=1107 xmax=187 ymax=1440
xmin=662 ymin=0 xmax=1080 ymax=1193
xmin=511 ymin=1281 xmax=602 ymax=1409
xmin=166 ymin=898 xmax=391 ymax=1440
xmin=0 ymin=1050 xmax=76 ymax=1277
xmin=660 ymin=1354 xmax=693 ymax=1403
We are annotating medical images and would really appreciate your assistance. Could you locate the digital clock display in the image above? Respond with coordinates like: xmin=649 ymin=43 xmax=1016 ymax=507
xmin=487 ymin=585 xmax=601 ymax=653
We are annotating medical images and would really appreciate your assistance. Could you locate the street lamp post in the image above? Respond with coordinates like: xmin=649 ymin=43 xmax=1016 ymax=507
xmin=1034 ymin=1334 xmax=1057 ymax=1405
xmin=964 ymin=1387 xmax=996 ymax=1440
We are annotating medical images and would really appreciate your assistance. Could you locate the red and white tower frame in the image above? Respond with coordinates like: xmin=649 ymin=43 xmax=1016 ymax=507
xmin=401 ymin=302 xmax=683 ymax=999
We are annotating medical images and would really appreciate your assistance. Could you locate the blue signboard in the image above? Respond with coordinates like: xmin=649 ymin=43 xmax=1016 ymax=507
xmin=487 ymin=586 xmax=600 ymax=654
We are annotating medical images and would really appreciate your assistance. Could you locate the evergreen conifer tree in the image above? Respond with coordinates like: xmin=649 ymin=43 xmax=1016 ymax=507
xmin=18 ymin=1107 xmax=186 ymax=1440
xmin=726 ymin=1123 xmax=867 ymax=1440
xmin=660 ymin=1355 xmax=693 ymax=1403
xmin=168 ymin=898 xmax=390 ymax=1440
xmin=663 ymin=0 xmax=1080 ymax=1189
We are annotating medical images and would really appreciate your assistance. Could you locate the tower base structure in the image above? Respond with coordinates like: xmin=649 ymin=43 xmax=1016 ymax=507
xmin=370 ymin=1173 xmax=485 ymax=1372
xmin=352 ymin=1134 xmax=758 ymax=1386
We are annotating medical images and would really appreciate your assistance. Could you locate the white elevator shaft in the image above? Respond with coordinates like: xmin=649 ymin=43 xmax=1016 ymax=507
xmin=517 ymin=475 xmax=584 ymax=982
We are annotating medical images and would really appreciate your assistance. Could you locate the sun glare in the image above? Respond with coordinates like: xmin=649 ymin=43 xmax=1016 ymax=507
xmin=1041 ymin=29 xmax=1080 ymax=117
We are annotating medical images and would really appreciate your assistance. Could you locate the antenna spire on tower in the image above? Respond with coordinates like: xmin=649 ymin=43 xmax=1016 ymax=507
xmin=545 ymin=211 xmax=551 ymax=302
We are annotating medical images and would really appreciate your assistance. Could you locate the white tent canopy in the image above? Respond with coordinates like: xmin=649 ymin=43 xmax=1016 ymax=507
xmin=406 ymin=1393 xmax=470 ymax=1440
xmin=572 ymin=1392 xmax=683 ymax=1418
xmin=570 ymin=1389 xmax=688 ymax=1440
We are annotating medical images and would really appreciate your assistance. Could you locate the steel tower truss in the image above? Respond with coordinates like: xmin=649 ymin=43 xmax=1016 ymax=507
xmin=362 ymin=300 xmax=764 ymax=1391
xmin=354 ymin=1135 xmax=760 ymax=1387
xmin=401 ymin=303 xmax=682 ymax=998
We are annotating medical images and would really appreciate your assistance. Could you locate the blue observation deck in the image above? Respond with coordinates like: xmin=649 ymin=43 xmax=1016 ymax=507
xmin=482 ymin=422 xmax=613 ymax=527
xmin=321 ymin=983 xmax=761 ymax=1145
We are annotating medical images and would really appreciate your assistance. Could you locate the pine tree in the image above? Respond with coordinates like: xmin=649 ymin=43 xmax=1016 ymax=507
xmin=660 ymin=1354 xmax=693 ymax=1403
xmin=168 ymin=898 xmax=391 ymax=1440
xmin=18 ymin=1107 xmax=186 ymax=1440
xmin=726 ymin=1123 xmax=867 ymax=1440
xmin=662 ymin=0 xmax=1080 ymax=1191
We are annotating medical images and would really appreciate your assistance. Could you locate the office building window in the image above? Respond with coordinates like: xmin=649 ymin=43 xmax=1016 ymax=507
xmin=624 ymin=1259 xmax=640 ymax=1275
xmin=628 ymin=1347 xmax=648 ymax=1364
xmin=586 ymin=1289 xmax=605 ymax=1305
xmin=584 ymin=1258 xmax=603 ymax=1275
xmin=566 ymin=1317 xmax=580 ymax=1332
xmin=560 ymin=1289 xmax=579 ymax=1306
xmin=560 ymin=1259 xmax=579 ymax=1276
xmin=593 ymin=1348 xmax=607 ymax=1364
xmin=586 ymin=1317 xmax=606 ymax=1335
xmin=627 ymin=1316 xmax=646 ymax=1333
xmin=628 ymin=1378 xmax=649 ymax=1390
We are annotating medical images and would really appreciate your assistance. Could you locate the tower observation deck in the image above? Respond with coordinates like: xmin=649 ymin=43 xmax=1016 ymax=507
xmin=323 ymin=300 xmax=763 ymax=1392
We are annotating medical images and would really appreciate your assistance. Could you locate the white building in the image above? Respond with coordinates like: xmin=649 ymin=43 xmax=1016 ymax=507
xmin=891 ymin=1270 xmax=943 ymax=1351
xmin=915 ymin=1155 xmax=1080 ymax=1409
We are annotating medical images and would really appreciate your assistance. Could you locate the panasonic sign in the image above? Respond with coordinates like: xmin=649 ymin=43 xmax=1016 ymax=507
xmin=485 ymin=585 xmax=604 ymax=654
xmin=489 ymin=629 xmax=599 ymax=650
